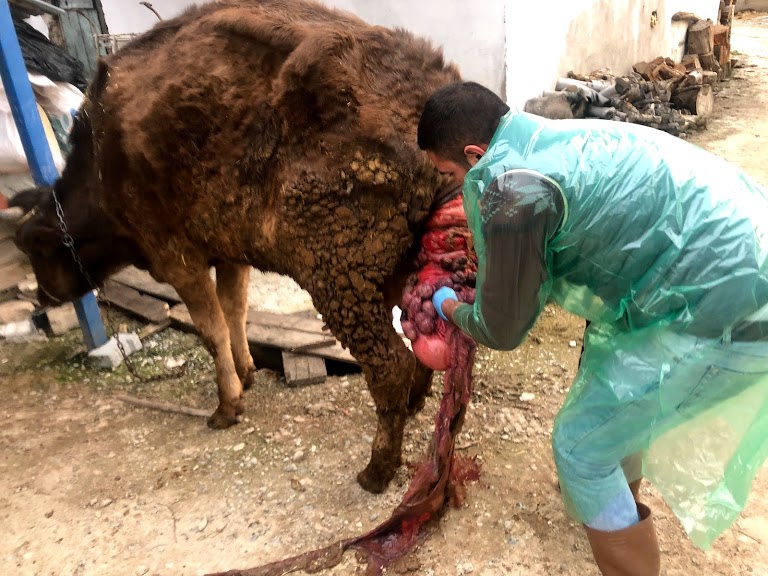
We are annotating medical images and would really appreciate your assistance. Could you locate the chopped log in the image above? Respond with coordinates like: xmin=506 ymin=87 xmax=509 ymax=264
xmin=102 ymin=280 xmax=171 ymax=323
xmin=626 ymin=111 xmax=662 ymax=126
xmin=714 ymin=45 xmax=731 ymax=68
xmin=713 ymin=24 xmax=730 ymax=46
xmin=586 ymin=106 xmax=618 ymax=120
xmin=687 ymin=20 xmax=714 ymax=55
xmin=524 ymin=93 xmax=575 ymax=119
xmin=672 ymin=84 xmax=714 ymax=117
xmin=699 ymin=51 xmax=717 ymax=70
xmin=702 ymin=70 xmax=719 ymax=85
xmin=681 ymin=54 xmax=701 ymax=71
xmin=281 ymin=351 xmax=327 ymax=386
xmin=680 ymin=71 xmax=704 ymax=88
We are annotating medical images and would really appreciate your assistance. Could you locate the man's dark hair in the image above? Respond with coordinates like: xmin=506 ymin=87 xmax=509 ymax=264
xmin=418 ymin=81 xmax=510 ymax=165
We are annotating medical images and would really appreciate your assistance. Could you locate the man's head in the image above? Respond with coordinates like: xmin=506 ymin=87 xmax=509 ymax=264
xmin=418 ymin=81 xmax=510 ymax=184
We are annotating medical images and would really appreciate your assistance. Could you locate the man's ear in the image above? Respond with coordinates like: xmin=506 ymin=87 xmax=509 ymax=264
xmin=463 ymin=144 xmax=488 ymax=166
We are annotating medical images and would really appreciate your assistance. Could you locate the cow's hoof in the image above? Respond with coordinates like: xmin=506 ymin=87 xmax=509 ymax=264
xmin=241 ymin=367 xmax=256 ymax=391
xmin=357 ymin=464 xmax=394 ymax=494
xmin=207 ymin=408 xmax=241 ymax=430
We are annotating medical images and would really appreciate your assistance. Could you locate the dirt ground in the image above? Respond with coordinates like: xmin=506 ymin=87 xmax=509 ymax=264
xmin=3 ymin=13 xmax=768 ymax=576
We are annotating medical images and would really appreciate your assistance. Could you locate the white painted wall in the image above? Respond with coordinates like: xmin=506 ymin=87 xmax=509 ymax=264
xmin=505 ymin=0 xmax=719 ymax=108
xmin=100 ymin=0 xmax=507 ymax=95
xmin=100 ymin=0 xmax=197 ymax=36
xmin=100 ymin=0 xmax=718 ymax=108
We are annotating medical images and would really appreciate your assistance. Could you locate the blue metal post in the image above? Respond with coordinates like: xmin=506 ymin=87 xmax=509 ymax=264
xmin=0 ymin=0 xmax=107 ymax=349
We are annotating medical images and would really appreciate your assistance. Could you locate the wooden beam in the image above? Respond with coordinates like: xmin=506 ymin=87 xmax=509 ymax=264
xmin=281 ymin=351 xmax=327 ymax=386
xmin=171 ymin=304 xmax=358 ymax=365
xmin=110 ymin=267 xmax=182 ymax=303
xmin=101 ymin=279 xmax=170 ymax=323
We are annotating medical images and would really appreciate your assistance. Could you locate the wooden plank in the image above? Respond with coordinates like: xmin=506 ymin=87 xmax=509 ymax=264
xmin=281 ymin=351 xmax=327 ymax=386
xmin=245 ymin=322 xmax=352 ymax=361
xmin=247 ymin=309 xmax=327 ymax=334
xmin=101 ymin=279 xmax=170 ymax=323
xmin=111 ymin=267 xmax=182 ymax=303
xmin=171 ymin=304 xmax=357 ymax=365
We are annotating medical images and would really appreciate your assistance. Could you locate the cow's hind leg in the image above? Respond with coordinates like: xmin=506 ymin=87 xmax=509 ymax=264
xmin=215 ymin=262 xmax=256 ymax=390
xmin=171 ymin=268 xmax=244 ymax=429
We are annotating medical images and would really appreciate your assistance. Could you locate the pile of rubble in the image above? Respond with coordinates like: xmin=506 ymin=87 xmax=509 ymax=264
xmin=524 ymin=5 xmax=739 ymax=138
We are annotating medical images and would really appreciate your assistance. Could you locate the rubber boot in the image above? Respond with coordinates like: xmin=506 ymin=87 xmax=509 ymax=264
xmin=584 ymin=503 xmax=660 ymax=576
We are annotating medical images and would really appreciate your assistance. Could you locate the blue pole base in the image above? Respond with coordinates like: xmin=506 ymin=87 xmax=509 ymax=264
xmin=73 ymin=292 xmax=108 ymax=350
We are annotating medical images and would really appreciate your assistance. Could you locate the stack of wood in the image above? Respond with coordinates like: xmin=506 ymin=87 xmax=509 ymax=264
xmin=105 ymin=267 xmax=361 ymax=385
xmin=524 ymin=64 xmax=710 ymax=137
xmin=524 ymin=6 xmax=741 ymax=138
xmin=674 ymin=3 xmax=736 ymax=81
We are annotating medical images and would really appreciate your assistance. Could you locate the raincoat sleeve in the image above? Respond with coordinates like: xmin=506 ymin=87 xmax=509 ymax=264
xmin=453 ymin=170 xmax=565 ymax=350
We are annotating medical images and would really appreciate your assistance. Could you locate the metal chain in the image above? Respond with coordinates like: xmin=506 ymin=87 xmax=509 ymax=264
xmin=51 ymin=189 xmax=185 ymax=382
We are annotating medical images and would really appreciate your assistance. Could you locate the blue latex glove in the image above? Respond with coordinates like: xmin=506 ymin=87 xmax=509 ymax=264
xmin=433 ymin=286 xmax=458 ymax=321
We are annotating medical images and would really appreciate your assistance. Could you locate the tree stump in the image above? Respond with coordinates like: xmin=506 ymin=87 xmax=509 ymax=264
xmin=699 ymin=51 xmax=717 ymax=71
xmin=672 ymin=84 xmax=714 ymax=117
xmin=687 ymin=20 xmax=714 ymax=55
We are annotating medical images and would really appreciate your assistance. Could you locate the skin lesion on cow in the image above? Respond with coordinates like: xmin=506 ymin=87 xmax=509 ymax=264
xmin=4 ymin=0 xmax=462 ymax=494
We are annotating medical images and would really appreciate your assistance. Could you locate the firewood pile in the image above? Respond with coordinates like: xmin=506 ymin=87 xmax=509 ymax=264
xmin=524 ymin=2 xmax=739 ymax=138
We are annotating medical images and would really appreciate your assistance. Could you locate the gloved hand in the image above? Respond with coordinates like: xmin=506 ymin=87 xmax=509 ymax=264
xmin=432 ymin=286 xmax=458 ymax=321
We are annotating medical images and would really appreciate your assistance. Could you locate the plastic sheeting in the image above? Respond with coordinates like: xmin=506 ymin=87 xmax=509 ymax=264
xmin=462 ymin=110 xmax=768 ymax=548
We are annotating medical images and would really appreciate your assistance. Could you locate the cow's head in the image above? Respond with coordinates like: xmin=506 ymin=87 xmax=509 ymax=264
xmin=3 ymin=186 xmax=144 ymax=307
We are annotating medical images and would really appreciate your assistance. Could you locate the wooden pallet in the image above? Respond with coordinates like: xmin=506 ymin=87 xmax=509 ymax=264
xmin=105 ymin=267 xmax=357 ymax=385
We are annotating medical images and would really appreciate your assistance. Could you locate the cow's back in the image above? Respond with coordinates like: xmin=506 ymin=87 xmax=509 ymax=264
xmin=84 ymin=0 xmax=460 ymax=281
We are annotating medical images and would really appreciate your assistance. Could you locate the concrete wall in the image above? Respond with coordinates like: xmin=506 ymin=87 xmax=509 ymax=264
xmin=100 ymin=0 xmax=506 ymax=95
xmin=735 ymin=0 xmax=768 ymax=11
xmin=100 ymin=0 xmax=717 ymax=107
xmin=505 ymin=0 xmax=719 ymax=107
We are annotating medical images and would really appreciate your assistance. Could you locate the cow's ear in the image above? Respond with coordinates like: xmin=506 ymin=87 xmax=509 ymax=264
xmin=272 ymin=30 xmax=359 ymax=132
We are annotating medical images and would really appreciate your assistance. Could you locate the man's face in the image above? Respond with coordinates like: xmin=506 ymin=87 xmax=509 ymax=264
xmin=427 ymin=151 xmax=471 ymax=187
xmin=427 ymin=146 xmax=486 ymax=186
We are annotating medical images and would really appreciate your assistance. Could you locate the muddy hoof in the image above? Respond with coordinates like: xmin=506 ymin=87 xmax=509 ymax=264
xmin=407 ymin=369 xmax=433 ymax=415
xmin=407 ymin=393 xmax=428 ymax=415
xmin=241 ymin=366 xmax=256 ymax=390
xmin=357 ymin=464 xmax=395 ymax=494
xmin=207 ymin=408 xmax=241 ymax=430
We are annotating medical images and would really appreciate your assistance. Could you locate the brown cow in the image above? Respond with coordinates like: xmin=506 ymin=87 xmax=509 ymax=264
xmin=8 ymin=0 xmax=462 ymax=493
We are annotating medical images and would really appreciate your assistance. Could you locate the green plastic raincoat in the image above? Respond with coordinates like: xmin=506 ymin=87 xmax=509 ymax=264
xmin=455 ymin=110 xmax=768 ymax=548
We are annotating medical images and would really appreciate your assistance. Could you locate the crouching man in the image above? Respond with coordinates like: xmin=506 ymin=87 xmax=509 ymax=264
xmin=418 ymin=81 xmax=768 ymax=575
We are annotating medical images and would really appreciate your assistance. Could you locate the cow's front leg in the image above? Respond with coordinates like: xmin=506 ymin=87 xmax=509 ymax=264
xmin=215 ymin=262 xmax=256 ymax=390
xmin=173 ymin=270 xmax=244 ymax=429
xmin=317 ymin=291 xmax=418 ymax=493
